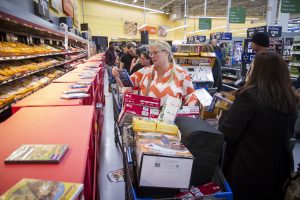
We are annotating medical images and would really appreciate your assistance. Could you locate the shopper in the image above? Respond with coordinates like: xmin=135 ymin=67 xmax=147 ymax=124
xmin=104 ymin=42 xmax=116 ymax=84
xmin=211 ymin=39 xmax=222 ymax=62
xmin=219 ymin=51 xmax=298 ymax=200
xmin=220 ymin=42 xmax=227 ymax=66
xmin=112 ymin=40 xmax=197 ymax=106
xmin=129 ymin=51 xmax=152 ymax=75
xmin=245 ymin=32 xmax=270 ymax=83
xmin=120 ymin=43 xmax=136 ymax=73
xmin=202 ymin=44 xmax=222 ymax=91
xmin=104 ymin=42 xmax=116 ymax=66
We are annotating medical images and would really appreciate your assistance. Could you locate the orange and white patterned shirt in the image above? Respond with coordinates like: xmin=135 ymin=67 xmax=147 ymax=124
xmin=130 ymin=64 xmax=198 ymax=106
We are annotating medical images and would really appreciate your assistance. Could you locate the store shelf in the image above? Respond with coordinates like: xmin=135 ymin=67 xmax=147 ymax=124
xmin=0 ymin=1 xmax=88 ymax=43
xmin=289 ymin=62 xmax=300 ymax=67
xmin=0 ymin=53 xmax=86 ymax=86
xmin=0 ymin=50 xmax=85 ymax=62
xmin=292 ymin=51 xmax=300 ymax=55
xmin=0 ymin=67 xmax=75 ymax=114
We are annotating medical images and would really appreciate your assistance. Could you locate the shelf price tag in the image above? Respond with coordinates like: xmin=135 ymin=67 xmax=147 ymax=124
xmin=268 ymin=26 xmax=282 ymax=38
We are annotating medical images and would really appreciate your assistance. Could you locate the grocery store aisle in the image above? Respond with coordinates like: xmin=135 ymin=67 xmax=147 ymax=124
xmin=99 ymin=71 xmax=125 ymax=200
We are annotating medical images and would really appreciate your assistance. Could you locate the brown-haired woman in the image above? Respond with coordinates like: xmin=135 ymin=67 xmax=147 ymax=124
xmin=219 ymin=51 xmax=298 ymax=200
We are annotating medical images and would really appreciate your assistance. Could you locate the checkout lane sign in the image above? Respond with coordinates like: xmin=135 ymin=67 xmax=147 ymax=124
xmin=268 ymin=26 xmax=282 ymax=38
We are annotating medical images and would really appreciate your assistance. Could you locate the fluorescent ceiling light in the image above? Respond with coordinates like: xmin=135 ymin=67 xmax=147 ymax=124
xmin=189 ymin=16 xmax=259 ymax=20
xmin=167 ymin=25 xmax=187 ymax=32
xmin=160 ymin=0 xmax=176 ymax=9
xmin=138 ymin=24 xmax=147 ymax=29
xmin=104 ymin=0 xmax=165 ymax=14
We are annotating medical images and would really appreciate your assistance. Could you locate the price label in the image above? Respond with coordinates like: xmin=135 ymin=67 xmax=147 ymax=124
xmin=268 ymin=26 xmax=282 ymax=38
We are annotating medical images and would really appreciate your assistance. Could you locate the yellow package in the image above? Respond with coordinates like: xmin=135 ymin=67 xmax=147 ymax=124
xmin=133 ymin=117 xmax=157 ymax=132
xmin=156 ymin=121 xmax=178 ymax=136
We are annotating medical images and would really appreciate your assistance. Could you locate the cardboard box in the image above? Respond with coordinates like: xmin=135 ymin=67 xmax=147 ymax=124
xmin=135 ymin=138 xmax=194 ymax=189
xmin=118 ymin=104 xmax=159 ymax=126
xmin=123 ymin=93 xmax=160 ymax=108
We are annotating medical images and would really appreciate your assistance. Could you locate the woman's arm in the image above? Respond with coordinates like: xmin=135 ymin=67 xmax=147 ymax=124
xmin=112 ymin=67 xmax=124 ymax=88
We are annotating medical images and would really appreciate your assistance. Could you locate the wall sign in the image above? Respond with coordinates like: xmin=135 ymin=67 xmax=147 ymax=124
xmin=229 ymin=7 xmax=246 ymax=24
xmin=35 ymin=0 xmax=50 ymax=19
xmin=62 ymin=0 xmax=73 ymax=17
xmin=50 ymin=0 xmax=62 ymax=12
xmin=158 ymin=26 xmax=168 ymax=37
xmin=281 ymin=0 xmax=300 ymax=13
xmin=247 ymin=26 xmax=267 ymax=38
xmin=124 ymin=21 xmax=137 ymax=36
xmin=268 ymin=26 xmax=282 ymax=37
xmin=199 ymin=18 xmax=211 ymax=30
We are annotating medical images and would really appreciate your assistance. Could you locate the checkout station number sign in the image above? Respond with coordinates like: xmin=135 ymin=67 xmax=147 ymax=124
xmin=268 ymin=26 xmax=282 ymax=38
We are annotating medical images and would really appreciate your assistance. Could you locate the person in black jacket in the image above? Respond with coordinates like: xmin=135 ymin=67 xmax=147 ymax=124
xmin=202 ymin=44 xmax=223 ymax=91
xmin=219 ymin=51 xmax=298 ymax=200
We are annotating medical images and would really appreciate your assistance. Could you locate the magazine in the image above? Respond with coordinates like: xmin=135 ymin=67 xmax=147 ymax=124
xmin=119 ymin=69 xmax=134 ymax=87
xmin=5 ymin=144 xmax=68 ymax=164
xmin=0 ymin=178 xmax=83 ymax=200
xmin=61 ymin=93 xmax=90 ymax=99
xmin=63 ymin=89 xmax=87 ymax=94
xmin=107 ymin=168 xmax=124 ymax=182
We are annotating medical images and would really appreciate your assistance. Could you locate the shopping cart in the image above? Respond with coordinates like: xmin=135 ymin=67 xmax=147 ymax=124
xmin=122 ymin=126 xmax=233 ymax=200
xmin=111 ymin=83 xmax=123 ymax=148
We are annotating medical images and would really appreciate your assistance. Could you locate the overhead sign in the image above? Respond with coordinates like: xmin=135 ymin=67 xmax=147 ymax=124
xmin=247 ymin=28 xmax=256 ymax=38
xmin=210 ymin=32 xmax=232 ymax=41
xmin=229 ymin=7 xmax=246 ymax=24
xmin=199 ymin=18 xmax=211 ymax=30
xmin=268 ymin=26 xmax=282 ymax=37
xmin=187 ymin=35 xmax=206 ymax=44
xmin=246 ymin=26 xmax=267 ymax=38
xmin=221 ymin=32 xmax=232 ymax=40
xmin=281 ymin=0 xmax=300 ymax=13
xmin=139 ymin=26 xmax=157 ymax=35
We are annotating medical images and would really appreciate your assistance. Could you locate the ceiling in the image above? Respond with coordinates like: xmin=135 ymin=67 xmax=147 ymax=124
xmin=120 ymin=0 xmax=269 ymax=18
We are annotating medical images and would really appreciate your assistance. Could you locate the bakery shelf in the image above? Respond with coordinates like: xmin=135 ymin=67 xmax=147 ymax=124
xmin=0 ymin=67 xmax=75 ymax=114
xmin=0 ymin=50 xmax=85 ymax=62
xmin=0 ymin=53 xmax=86 ymax=86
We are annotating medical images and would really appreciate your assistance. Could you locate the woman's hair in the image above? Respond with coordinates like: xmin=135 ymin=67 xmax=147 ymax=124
xmin=202 ymin=44 xmax=214 ymax=53
xmin=239 ymin=51 xmax=298 ymax=113
xmin=140 ymin=51 xmax=153 ymax=65
xmin=149 ymin=40 xmax=175 ymax=65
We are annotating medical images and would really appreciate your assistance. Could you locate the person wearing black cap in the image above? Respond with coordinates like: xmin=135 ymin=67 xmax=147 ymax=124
xmin=245 ymin=32 xmax=270 ymax=83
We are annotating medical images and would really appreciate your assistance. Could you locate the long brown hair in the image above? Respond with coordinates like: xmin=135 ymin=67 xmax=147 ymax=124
xmin=239 ymin=51 xmax=298 ymax=113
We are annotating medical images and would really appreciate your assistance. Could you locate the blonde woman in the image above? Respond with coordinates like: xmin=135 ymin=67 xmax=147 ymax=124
xmin=112 ymin=40 xmax=197 ymax=106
